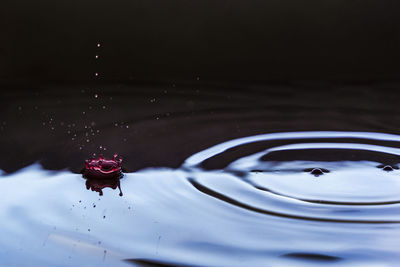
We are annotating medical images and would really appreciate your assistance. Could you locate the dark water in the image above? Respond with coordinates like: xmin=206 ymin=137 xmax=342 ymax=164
xmin=1 ymin=83 xmax=400 ymax=266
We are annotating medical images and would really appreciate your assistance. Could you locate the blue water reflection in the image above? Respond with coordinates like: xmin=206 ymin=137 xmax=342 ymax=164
xmin=1 ymin=132 xmax=400 ymax=266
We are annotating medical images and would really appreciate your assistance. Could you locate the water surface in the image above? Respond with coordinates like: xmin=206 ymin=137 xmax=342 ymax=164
xmin=1 ymin=83 xmax=400 ymax=266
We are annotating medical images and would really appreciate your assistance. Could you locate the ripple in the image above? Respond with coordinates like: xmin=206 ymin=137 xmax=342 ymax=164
xmin=281 ymin=253 xmax=342 ymax=262
xmin=183 ymin=131 xmax=400 ymax=223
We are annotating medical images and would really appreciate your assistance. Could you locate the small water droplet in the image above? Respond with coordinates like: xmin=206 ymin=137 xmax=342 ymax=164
xmin=384 ymin=166 xmax=393 ymax=171
xmin=310 ymin=168 xmax=324 ymax=176
xmin=303 ymin=168 xmax=329 ymax=177
xmin=377 ymin=164 xmax=398 ymax=171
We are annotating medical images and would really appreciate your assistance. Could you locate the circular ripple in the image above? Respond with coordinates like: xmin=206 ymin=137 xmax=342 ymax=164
xmin=183 ymin=131 xmax=400 ymax=223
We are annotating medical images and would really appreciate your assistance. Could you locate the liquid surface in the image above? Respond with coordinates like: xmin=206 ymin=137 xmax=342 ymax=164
xmin=1 ymin=83 xmax=400 ymax=266
xmin=1 ymin=131 xmax=400 ymax=266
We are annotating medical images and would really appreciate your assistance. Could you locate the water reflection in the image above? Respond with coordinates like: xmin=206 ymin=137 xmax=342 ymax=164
xmin=184 ymin=131 xmax=400 ymax=223
xmin=1 ymin=132 xmax=400 ymax=266
xmin=85 ymin=177 xmax=123 ymax=196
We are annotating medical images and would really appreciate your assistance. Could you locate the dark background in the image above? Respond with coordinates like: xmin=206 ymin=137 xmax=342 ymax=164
xmin=1 ymin=1 xmax=400 ymax=174
xmin=2 ymin=0 xmax=400 ymax=83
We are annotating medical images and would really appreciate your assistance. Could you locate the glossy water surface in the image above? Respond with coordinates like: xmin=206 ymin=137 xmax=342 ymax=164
xmin=1 ymin=131 xmax=400 ymax=266
xmin=2 ymin=83 xmax=400 ymax=266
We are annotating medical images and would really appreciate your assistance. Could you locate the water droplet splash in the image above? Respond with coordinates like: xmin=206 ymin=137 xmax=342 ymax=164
xmin=82 ymin=154 xmax=123 ymax=196
xmin=83 ymin=154 xmax=122 ymax=178
xmin=3 ymin=131 xmax=400 ymax=266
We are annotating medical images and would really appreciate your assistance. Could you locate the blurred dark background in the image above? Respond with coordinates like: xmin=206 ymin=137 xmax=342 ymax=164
xmin=2 ymin=0 xmax=400 ymax=83
xmin=1 ymin=1 xmax=400 ymax=174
